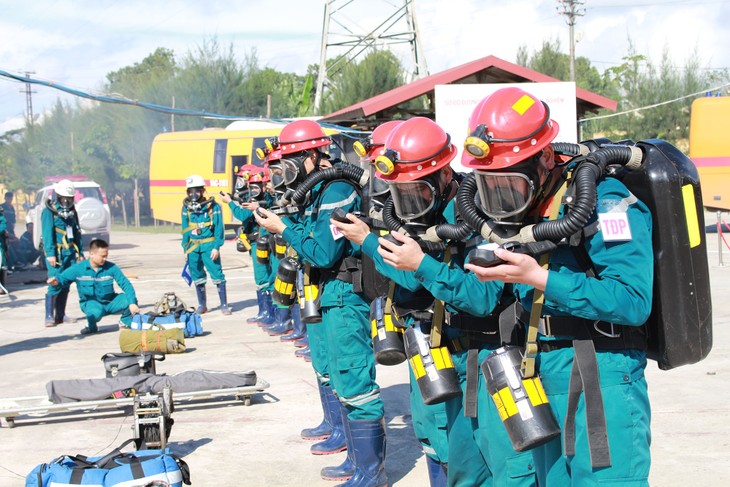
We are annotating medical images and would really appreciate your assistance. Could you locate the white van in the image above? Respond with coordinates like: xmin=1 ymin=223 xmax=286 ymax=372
xmin=29 ymin=180 xmax=112 ymax=252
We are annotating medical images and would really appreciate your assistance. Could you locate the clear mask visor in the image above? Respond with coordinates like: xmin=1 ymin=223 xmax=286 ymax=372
xmin=474 ymin=171 xmax=534 ymax=220
xmin=389 ymin=180 xmax=436 ymax=221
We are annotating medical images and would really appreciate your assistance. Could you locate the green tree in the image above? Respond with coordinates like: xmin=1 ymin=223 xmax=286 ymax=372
xmin=321 ymin=49 xmax=405 ymax=114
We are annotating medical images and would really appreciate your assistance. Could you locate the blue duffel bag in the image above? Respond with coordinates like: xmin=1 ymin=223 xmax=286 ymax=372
xmin=131 ymin=311 xmax=203 ymax=339
xmin=26 ymin=439 xmax=191 ymax=487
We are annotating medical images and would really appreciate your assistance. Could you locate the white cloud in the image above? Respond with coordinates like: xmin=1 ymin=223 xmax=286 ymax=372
xmin=1 ymin=0 xmax=729 ymax=134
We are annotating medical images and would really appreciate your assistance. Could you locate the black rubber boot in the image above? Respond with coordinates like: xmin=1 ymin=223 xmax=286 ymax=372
xmin=311 ymin=388 xmax=347 ymax=455
xmin=247 ymin=290 xmax=265 ymax=323
xmin=0 ymin=269 xmax=7 ymax=294
xmin=425 ymin=456 xmax=447 ymax=487
xmin=44 ymin=294 xmax=56 ymax=327
xmin=195 ymin=284 xmax=207 ymax=314
xmin=295 ymin=345 xmax=310 ymax=357
xmin=54 ymin=290 xmax=69 ymax=324
xmin=321 ymin=403 xmax=356 ymax=481
xmin=336 ymin=418 xmax=388 ymax=487
xmin=301 ymin=382 xmax=333 ymax=441
xmin=217 ymin=283 xmax=232 ymax=315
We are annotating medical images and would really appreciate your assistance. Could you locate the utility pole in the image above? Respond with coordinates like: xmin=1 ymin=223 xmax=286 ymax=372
xmin=20 ymin=71 xmax=36 ymax=125
xmin=313 ymin=0 xmax=428 ymax=115
xmin=556 ymin=0 xmax=585 ymax=82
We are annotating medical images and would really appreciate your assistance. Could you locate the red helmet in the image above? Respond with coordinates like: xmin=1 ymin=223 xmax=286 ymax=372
xmin=279 ymin=120 xmax=331 ymax=156
xmin=353 ymin=120 xmax=403 ymax=161
xmin=237 ymin=164 xmax=260 ymax=178
xmin=374 ymin=117 xmax=456 ymax=183
xmin=462 ymin=87 xmax=559 ymax=170
xmin=250 ymin=166 xmax=270 ymax=184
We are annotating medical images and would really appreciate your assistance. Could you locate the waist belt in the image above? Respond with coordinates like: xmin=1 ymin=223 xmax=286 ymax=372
xmin=537 ymin=315 xmax=647 ymax=351
xmin=447 ymin=313 xmax=499 ymax=334
xmin=323 ymin=256 xmax=363 ymax=294
xmin=184 ymin=237 xmax=215 ymax=255
xmin=520 ymin=313 xmax=645 ymax=469
xmin=446 ymin=332 xmax=500 ymax=353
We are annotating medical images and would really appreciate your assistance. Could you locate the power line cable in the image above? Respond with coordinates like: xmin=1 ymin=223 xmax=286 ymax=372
xmin=0 ymin=68 xmax=370 ymax=136
xmin=579 ymin=82 xmax=730 ymax=122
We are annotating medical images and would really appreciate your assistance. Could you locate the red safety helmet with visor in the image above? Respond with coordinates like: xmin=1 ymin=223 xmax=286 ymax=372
xmin=374 ymin=117 xmax=456 ymax=222
xmin=461 ymin=88 xmax=560 ymax=223
xmin=462 ymin=87 xmax=559 ymax=170
xmin=278 ymin=120 xmax=332 ymax=188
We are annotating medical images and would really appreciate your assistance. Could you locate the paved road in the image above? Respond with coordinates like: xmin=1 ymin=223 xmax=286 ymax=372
xmin=0 ymin=229 xmax=728 ymax=486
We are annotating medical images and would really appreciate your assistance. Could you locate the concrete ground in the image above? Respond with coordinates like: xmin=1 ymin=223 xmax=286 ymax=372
xmin=0 ymin=227 xmax=728 ymax=486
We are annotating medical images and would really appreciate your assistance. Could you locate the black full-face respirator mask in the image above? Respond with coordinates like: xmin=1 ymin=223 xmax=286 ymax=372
xmin=234 ymin=176 xmax=265 ymax=204
xmin=280 ymin=149 xmax=329 ymax=206
xmin=388 ymin=170 xmax=452 ymax=231
xmin=184 ymin=187 xmax=208 ymax=213
xmin=473 ymin=152 xmax=548 ymax=227
xmin=55 ymin=195 xmax=76 ymax=219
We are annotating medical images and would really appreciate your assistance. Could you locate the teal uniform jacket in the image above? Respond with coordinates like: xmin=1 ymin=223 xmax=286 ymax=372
xmin=181 ymin=200 xmax=225 ymax=285
xmin=513 ymin=176 xmax=653 ymax=486
xmin=42 ymin=202 xmax=82 ymax=295
xmin=410 ymin=176 xmax=653 ymax=485
xmin=282 ymin=179 xmax=383 ymax=420
xmin=0 ymin=210 xmax=6 ymax=266
xmin=229 ymin=200 xmax=275 ymax=290
xmin=362 ymin=200 xmax=536 ymax=485
xmin=54 ymin=259 xmax=138 ymax=330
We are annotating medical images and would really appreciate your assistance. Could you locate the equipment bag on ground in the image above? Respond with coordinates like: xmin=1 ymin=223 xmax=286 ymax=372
xmin=130 ymin=311 xmax=203 ymax=338
xmin=26 ymin=438 xmax=191 ymax=487
xmin=119 ymin=327 xmax=186 ymax=354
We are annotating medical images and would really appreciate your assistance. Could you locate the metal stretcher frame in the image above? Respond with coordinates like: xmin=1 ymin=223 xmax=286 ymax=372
xmin=0 ymin=379 xmax=270 ymax=428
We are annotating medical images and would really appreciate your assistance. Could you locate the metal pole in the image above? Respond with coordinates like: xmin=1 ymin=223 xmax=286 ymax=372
xmin=718 ymin=211 xmax=724 ymax=266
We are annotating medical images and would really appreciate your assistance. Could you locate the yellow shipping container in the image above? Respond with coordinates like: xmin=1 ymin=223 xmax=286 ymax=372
xmin=149 ymin=120 xmax=355 ymax=225
xmin=689 ymin=96 xmax=730 ymax=211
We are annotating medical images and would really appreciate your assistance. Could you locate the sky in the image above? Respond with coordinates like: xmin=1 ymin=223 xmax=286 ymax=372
xmin=1 ymin=0 xmax=729 ymax=135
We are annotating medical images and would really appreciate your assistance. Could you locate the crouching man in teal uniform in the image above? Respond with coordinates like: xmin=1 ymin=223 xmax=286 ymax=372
xmin=47 ymin=238 xmax=140 ymax=335
xmin=181 ymin=174 xmax=231 ymax=316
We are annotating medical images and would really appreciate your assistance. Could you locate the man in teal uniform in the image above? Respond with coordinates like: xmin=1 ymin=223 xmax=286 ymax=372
xmin=255 ymin=119 xmax=386 ymax=487
xmin=222 ymin=164 xmax=278 ymax=325
xmin=47 ymin=238 xmax=140 ymax=335
xmin=0 ymin=204 xmax=7 ymax=294
xmin=42 ymin=179 xmax=83 ymax=327
xmin=333 ymin=117 xmax=536 ymax=487
xmin=361 ymin=89 xmax=653 ymax=486
xmin=449 ymin=87 xmax=653 ymax=485
xmin=181 ymin=174 xmax=231 ymax=316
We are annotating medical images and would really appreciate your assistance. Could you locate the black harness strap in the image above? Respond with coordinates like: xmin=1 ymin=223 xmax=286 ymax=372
xmin=563 ymin=323 xmax=612 ymax=468
xmin=464 ymin=349 xmax=479 ymax=418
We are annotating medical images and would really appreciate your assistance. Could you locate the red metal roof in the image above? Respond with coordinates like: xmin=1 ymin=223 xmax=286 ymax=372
xmin=321 ymin=55 xmax=616 ymax=123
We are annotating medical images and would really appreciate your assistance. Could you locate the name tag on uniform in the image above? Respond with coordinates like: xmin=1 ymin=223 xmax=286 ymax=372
xmin=330 ymin=224 xmax=345 ymax=240
xmin=598 ymin=212 xmax=632 ymax=242
xmin=66 ymin=225 xmax=74 ymax=239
